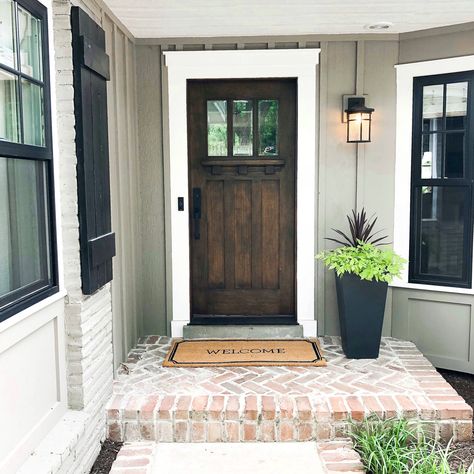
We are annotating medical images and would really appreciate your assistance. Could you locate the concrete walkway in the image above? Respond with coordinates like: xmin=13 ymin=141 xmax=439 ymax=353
xmin=152 ymin=443 xmax=325 ymax=474
xmin=108 ymin=439 xmax=366 ymax=473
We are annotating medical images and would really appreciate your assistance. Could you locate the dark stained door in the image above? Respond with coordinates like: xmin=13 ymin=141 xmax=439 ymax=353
xmin=188 ymin=79 xmax=296 ymax=325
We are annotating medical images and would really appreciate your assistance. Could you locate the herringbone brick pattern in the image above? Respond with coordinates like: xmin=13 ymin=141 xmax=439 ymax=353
xmin=107 ymin=336 xmax=472 ymax=444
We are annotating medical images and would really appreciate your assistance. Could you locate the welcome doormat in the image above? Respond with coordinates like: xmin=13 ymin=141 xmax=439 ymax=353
xmin=162 ymin=338 xmax=326 ymax=367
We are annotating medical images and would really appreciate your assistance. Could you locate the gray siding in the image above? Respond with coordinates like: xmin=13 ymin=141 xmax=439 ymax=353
xmin=135 ymin=37 xmax=399 ymax=337
xmin=392 ymin=289 xmax=474 ymax=373
xmin=133 ymin=24 xmax=474 ymax=374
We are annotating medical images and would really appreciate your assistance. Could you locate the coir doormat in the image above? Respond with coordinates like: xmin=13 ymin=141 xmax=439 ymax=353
xmin=162 ymin=338 xmax=326 ymax=367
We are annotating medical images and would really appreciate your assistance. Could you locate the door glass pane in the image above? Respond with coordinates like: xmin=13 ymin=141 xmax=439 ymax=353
xmin=0 ymin=0 xmax=16 ymax=68
xmin=446 ymin=82 xmax=468 ymax=130
xmin=18 ymin=6 xmax=43 ymax=80
xmin=22 ymin=79 xmax=45 ymax=146
xmin=419 ymin=186 xmax=466 ymax=278
xmin=0 ymin=68 xmax=20 ymax=142
xmin=258 ymin=99 xmax=278 ymax=156
xmin=233 ymin=100 xmax=253 ymax=156
xmin=421 ymin=133 xmax=442 ymax=179
xmin=445 ymin=132 xmax=464 ymax=178
xmin=207 ymin=100 xmax=227 ymax=156
xmin=0 ymin=157 xmax=51 ymax=300
xmin=423 ymin=84 xmax=443 ymax=132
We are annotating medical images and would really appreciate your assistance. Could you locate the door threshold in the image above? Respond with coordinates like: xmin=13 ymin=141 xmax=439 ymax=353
xmin=183 ymin=324 xmax=304 ymax=340
xmin=191 ymin=314 xmax=296 ymax=326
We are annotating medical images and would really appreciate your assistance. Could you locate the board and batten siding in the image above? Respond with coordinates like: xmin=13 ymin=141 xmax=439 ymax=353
xmin=135 ymin=36 xmax=399 ymax=338
xmin=136 ymin=26 xmax=474 ymax=374
xmin=391 ymin=25 xmax=474 ymax=374
xmin=102 ymin=11 xmax=142 ymax=368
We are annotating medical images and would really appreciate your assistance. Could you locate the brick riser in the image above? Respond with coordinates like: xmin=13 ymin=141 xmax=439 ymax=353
xmin=107 ymin=393 xmax=472 ymax=443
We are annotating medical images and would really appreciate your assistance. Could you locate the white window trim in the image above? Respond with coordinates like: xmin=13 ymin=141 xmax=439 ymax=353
xmin=163 ymin=48 xmax=320 ymax=337
xmin=393 ymin=55 xmax=474 ymax=295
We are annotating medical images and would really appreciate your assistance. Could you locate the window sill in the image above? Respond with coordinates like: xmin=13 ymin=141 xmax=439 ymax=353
xmin=0 ymin=289 xmax=67 ymax=334
xmin=389 ymin=281 xmax=474 ymax=295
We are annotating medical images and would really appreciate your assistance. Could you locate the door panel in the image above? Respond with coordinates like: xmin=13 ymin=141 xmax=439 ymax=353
xmin=187 ymin=79 xmax=296 ymax=324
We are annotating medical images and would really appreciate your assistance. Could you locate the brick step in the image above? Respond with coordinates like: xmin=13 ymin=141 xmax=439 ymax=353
xmin=106 ymin=392 xmax=472 ymax=443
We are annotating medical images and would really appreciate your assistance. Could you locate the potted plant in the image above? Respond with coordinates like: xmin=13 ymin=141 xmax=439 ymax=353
xmin=316 ymin=209 xmax=406 ymax=359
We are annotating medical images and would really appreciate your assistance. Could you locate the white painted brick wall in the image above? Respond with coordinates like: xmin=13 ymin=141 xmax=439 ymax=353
xmin=41 ymin=0 xmax=113 ymax=472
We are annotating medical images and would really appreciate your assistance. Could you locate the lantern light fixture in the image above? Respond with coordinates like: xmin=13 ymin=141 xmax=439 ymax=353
xmin=344 ymin=97 xmax=374 ymax=143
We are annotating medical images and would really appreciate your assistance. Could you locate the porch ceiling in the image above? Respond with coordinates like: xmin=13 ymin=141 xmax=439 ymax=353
xmin=103 ymin=0 xmax=474 ymax=39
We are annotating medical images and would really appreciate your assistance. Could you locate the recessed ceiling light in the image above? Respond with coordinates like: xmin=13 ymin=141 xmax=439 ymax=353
xmin=365 ymin=22 xmax=394 ymax=30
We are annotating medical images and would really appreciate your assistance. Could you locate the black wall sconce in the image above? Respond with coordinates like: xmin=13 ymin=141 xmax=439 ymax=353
xmin=343 ymin=96 xmax=374 ymax=143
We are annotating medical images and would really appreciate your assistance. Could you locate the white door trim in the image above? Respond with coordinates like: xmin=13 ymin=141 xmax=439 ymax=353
xmin=163 ymin=49 xmax=320 ymax=337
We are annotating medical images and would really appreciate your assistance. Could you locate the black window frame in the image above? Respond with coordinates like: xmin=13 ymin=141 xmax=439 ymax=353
xmin=409 ymin=71 xmax=474 ymax=288
xmin=0 ymin=0 xmax=58 ymax=322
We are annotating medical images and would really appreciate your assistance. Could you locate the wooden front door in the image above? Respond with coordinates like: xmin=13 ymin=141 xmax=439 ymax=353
xmin=187 ymin=79 xmax=296 ymax=325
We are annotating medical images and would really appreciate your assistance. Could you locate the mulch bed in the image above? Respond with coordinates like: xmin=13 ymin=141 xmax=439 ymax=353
xmin=90 ymin=439 xmax=123 ymax=474
xmin=438 ymin=368 xmax=474 ymax=471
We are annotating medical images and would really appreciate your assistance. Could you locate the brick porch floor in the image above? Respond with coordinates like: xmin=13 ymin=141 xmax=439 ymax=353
xmin=106 ymin=336 xmax=472 ymax=444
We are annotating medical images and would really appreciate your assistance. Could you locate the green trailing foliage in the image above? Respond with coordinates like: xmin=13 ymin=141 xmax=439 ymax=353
xmin=316 ymin=241 xmax=406 ymax=283
xmin=350 ymin=416 xmax=470 ymax=474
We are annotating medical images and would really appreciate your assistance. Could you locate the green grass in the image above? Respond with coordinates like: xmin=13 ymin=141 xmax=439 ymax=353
xmin=350 ymin=417 xmax=470 ymax=474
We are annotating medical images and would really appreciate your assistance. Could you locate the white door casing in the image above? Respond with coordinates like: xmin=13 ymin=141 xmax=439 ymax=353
xmin=163 ymin=49 xmax=320 ymax=336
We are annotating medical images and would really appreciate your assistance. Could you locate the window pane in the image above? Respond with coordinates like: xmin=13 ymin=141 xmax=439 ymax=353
xmin=421 ymin=133 xmax=443 ymax=179
xmin=446 ymin=82 xmax=468 ymax=130
xmin=22 ymin=79 xmax=45 ymax=146
xmin=418 ymin=186 xmax=466 ymax=279
xmin=0 ymin=68 xmax=20 ymax=142
xmin=0 ymin=0 xmax=16 ymax=68
xmin=18 ymin=6 xmax=43 ymax=80
xmin=423 ymin=84 xmax=443 ymax=132
xmin=258 ymin=100 xmax=278 ymax=156
xmin=207 ymin=100 xmax=227 ymax=156
xmin=445 ymin=132 xmax=464 ymax=178
xmin=233 ymin=100 xmax=253 ymax=156
xmin=0 ymin=158 xmax=51 ymax=301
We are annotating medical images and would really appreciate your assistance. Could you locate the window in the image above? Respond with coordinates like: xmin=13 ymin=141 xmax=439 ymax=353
xmin=206 ymin=98 xmax=279 ymax=158
xmin=0 ymin=0 xmax=56 ymax=321
xmin=410 ymin=71 xmax=474 ymax=288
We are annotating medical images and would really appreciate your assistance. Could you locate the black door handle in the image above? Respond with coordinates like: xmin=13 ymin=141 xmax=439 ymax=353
xmin=192 ymin=188 xmax=201 ymax=240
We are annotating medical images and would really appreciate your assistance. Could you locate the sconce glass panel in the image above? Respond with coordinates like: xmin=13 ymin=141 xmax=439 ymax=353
xmin=347 ymin=112 xmax=372 ymax=143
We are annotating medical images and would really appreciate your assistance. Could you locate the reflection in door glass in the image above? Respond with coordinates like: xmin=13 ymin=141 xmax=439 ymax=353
xmin=233 ymin=100 xmax=253 ymax=156
xmin=207 ymin=100 xmax=227 ymax=156
xmin=258 ymin=100 xmax=278 ymax=156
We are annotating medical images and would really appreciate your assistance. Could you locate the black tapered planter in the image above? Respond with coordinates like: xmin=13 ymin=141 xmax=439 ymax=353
xmin=335 ymin=273 xmax=388 ymax=359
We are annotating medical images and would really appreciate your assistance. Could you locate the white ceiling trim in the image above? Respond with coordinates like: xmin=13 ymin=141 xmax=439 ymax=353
xmin=104 ymin=0 xmax=474 ymax=38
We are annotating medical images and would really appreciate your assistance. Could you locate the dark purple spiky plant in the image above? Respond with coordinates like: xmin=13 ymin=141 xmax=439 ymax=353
xmin=326 ymin=208 xmax=389 ymax=247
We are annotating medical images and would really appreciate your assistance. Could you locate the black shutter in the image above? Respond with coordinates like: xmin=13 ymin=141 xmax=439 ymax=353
xmin=71 ymin=7 xmax=115 ymax=295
